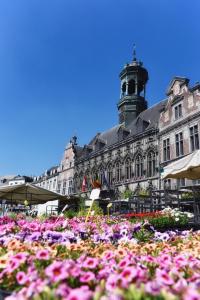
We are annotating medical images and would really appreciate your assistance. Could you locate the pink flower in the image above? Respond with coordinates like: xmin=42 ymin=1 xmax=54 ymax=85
xmin=56 ymin=283 xmax=71 ymax=298
xmin=156 ymin=269 xmax=174 ymax=286
xmin=13 ymin=252 xmax=28 ymax=263
xmin=120 ymin=267 xmax=137 ymax=281
xmin=36 ymin=249 xmax=50 ymax=260
xmin=7 ymin=259 xmax=21 ymax=273
xmin=80 ymin=271 xmax=95 ymax=283
xmin=183 ymin=287 xmax=200 ymax=300
xmin=145 ymin=281 xmax=161 ymax=296
xmin=173 ymin=278 xmax=188 ymax=293
xmin=67 ymin=286 xmax=92 ymax=300
xmin=16 ymin=271 xmax=28 ymax=285
xmin=106 ymin=274 xmax=118 ymax=291
xmin=82 ymin=257 xmax=99 ymax=269
xmin=45 ymin=261 xmax=68 ymax=282
xmin=118 ymin=258 xmax=130 ymax=269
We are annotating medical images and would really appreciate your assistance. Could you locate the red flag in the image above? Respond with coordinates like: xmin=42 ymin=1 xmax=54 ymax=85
xmin=81 ymin=176 xmax=87 ymax=192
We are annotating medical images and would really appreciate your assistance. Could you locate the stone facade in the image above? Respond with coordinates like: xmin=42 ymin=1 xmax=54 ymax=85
xmin=159 ymin=77 xmax=200 ymax=189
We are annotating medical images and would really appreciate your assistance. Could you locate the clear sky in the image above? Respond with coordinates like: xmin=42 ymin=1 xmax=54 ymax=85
xmin=0 ymin=0 xmax=199 ymax=176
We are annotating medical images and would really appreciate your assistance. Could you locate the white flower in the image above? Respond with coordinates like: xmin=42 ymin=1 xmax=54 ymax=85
xmin=175 ymin=218 xmax=179 ymax=222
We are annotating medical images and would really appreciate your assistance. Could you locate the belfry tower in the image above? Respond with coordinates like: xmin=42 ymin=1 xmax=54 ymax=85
xmin=117 ymin=47 xmax=149 ymax=127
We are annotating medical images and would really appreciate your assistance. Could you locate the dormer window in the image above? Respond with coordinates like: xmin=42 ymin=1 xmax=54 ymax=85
xmin=175 ymin=104 xmax=182 ymax=120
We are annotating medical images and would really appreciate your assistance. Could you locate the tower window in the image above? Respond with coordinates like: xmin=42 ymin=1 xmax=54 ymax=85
xmin=121 ymin=82 xmax=126 ymax=96
xmin=128 ymin=79 xmax=135 ymax=95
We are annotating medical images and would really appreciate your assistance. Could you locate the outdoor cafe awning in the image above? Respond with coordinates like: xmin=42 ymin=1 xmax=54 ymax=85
xmin=0 ymin=183 xmax=68 ymax=205
xmin=162 ymin=150 xmax=200 ymax=180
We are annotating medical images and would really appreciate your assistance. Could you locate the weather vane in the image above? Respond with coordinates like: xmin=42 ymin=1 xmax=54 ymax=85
xmin=133 ymin=44 xmax=137 ymax=61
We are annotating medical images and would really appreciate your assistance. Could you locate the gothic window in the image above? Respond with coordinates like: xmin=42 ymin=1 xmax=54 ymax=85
xmin=115 ymin=162 xmax=122 ymax=182
xmin=163 ymin=138 xmax=170 ymax=161
xmin=135 ymin=154 xmax=143 ymax=178
xmin=175 ymin=132 xmax=184 ymax=157
xmin=107 ymin=164 xmax=113 ymax=185
xmin=128 ymin=79 xmax=135 ymax=95
xmin=190 ymin=125 xmax=199 ymax=152
xmin=147 ymin=151 xmax=156 ymax=178
xmin=125 ymin=158 xmax=132 ymax=180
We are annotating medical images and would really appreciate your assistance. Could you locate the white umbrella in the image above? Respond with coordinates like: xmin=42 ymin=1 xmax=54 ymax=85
xmin=0 ymin=183 xmax=67 ymax=205
xmin=162 ymin=150 xmax=200 ymax=180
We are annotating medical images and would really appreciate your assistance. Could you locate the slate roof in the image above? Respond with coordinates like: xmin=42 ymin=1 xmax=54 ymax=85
xmin=77 ymin=99 xmax=167 ymax=160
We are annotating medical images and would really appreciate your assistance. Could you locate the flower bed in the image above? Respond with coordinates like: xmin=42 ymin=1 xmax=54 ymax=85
xmin=123 ymin=208 xmax=194 ymax=230
xmin=0 ymin=214 xmax=200 ymax=299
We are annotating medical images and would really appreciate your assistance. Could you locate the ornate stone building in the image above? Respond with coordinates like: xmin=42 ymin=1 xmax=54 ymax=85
xmin=73 ymin=52 xmax=166 ymax=197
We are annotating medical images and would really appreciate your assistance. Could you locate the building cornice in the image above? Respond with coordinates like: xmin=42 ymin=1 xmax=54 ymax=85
xmin=76 ymin=128 xmax=158 ymax=164
xmin=159 ymin=110 xmax=200 ymax=136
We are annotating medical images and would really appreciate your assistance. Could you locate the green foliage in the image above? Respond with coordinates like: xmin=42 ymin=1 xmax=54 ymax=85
xmin=133 ymin=228 xmax=153 ymax=243
xmin=63 ymin=209 xmax=77 ymax=219
xmin=121 ymin=188 xmax=133 ymax=199
xmin=138 ymin=188 xmax=149 ymax=196
xmin=181 ymin=192 xmax=193 ymax=200
xmin=78 ymin=201 xmax=103 ymax=217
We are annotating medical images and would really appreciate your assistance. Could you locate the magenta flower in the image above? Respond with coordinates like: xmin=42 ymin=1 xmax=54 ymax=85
xmin=80 ymin=271 xmax=95 ymax=283
xmin=145 ymin=281 xmax=161 ymax=296
xmin=67 ymin=286 xmax=92 ymax=300
xmin=7 ymin=258 xmax=21 ymax=273
xmin=16 ymin=271 xmax=28 ymax=285
xmin=106 ymin=274 xmax=118 ymax=291
xmin=82 ymin=257 xmax=99 ymax=269
xmin=13 ymin=252 xmax=28 ymax=263
xmin=156 ymin=269 xmax=174 ymax=286
xmin=56 ymin=283 xmax=71 ymax=298
xmin=183 ymin=287 xmax=200 ymax=300
xmin=36 ymin=249 xmax=50 ymax=260
xmin=45 ymin=261 xmax=68 ymax=282
xmin=120 ymin=267 xmax=137 ymax=281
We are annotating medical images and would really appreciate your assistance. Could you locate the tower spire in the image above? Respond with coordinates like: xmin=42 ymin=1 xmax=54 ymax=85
xmin=133 ymin=44 xmax=137 ymax=61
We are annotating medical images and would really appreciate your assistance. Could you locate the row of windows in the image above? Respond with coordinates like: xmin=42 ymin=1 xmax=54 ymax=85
xmin=75 ymin=152 xmax=157 ymax=190
xmin=163 ymin=125 xmax=199 ymax=161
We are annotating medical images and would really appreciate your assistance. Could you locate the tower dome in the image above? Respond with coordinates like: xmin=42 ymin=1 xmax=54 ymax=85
xmin=117 ymin=48 xmax=149 ymax=126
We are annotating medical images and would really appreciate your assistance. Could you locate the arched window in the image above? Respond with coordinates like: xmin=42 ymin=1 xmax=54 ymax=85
xmin=115 ymin=162 xmax=122 ymax=182
xmin=147 ymin=151 xmax=156 ymax=177
xmin=107 ymin=164 xmax=113 ymax=185
xmin=125 ymin=158 xmax=132 ymax=180
xmin=128 ymin=79 xmax=135 ymax=95
xmin=121 ymin=82 xmax=126 ymax=96
xmin=135 ymin=154 xmax=143 ymax=178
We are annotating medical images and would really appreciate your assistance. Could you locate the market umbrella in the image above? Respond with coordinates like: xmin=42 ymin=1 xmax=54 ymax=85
xmin=0 ymin=183 xmax=67 ymax=205
xmin=162 ymin=150 xmax=200 ymax=180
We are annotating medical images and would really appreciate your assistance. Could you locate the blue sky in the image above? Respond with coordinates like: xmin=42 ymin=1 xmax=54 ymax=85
xmin=0 ymin=0 xmax=199 ymax=176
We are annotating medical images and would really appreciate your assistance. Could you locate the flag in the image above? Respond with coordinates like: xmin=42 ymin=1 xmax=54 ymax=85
xmin=102 ymin=171 xmax=109 ymax=189
xmin=90 ymin=174 xmax=101 ymax=189
xmin=81 ymin=176 xmax=87 ymax=192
